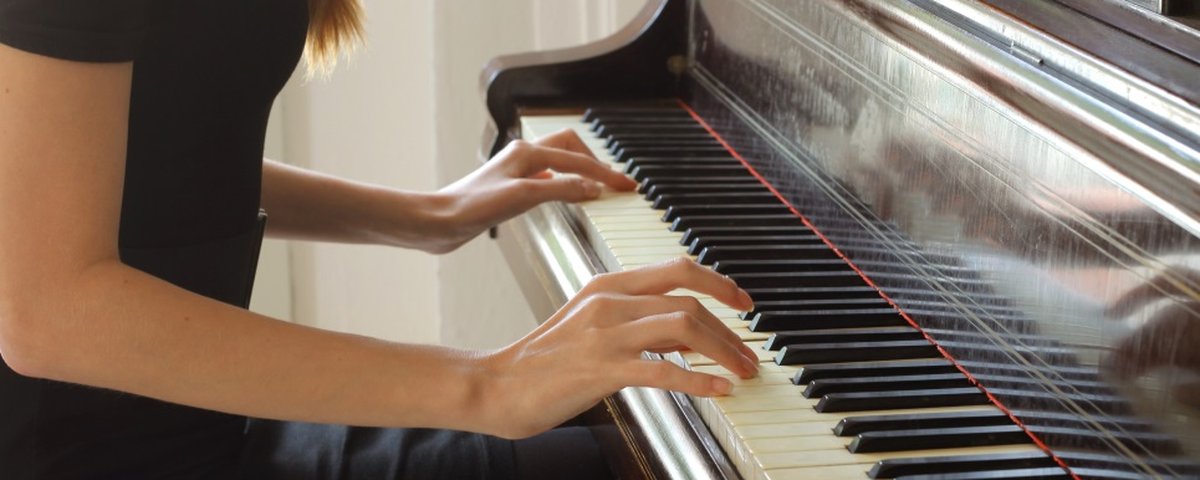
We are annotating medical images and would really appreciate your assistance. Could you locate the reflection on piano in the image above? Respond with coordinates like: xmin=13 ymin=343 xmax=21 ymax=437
xmin=483 ymin=1 xmax=1200 ymax=478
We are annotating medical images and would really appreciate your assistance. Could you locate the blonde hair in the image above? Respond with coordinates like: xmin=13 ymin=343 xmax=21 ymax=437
xmin=305 ymin=0 xmax=365 ymax=75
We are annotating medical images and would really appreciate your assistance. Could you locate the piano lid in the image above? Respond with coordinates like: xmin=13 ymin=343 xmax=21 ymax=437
xmin=681 ymin=0 xmax=1200 ymax=476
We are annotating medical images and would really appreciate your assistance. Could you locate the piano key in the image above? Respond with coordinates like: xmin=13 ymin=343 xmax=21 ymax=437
xmin=581 ymin=106 xmax=691 ymax=122
xmin=794 ymin=359 xmax=960 ymax=385
xmin=750 ymin=309 xmax=906 ymax=331
xmin=849 ymin=424 xmax=1032 ymax=453
xmin=638 ymin=176 xmax=764 ymax=194
xmin=805 ymin=373 xmax=974 ymax=398
xmin=835 ymin=410 xmax=1013 ymax=436
xmin=729 ymin=271 xmax=869 ymax=290
xmin=891 ymin=467 xmax=1072 ymax=479
xmin=713 ymin=259 xmax=850 ymax=274
xmin=604 ymin=134 xmax=719 ymax=149
xmin=745 ymin=286 xmax=881 ymax=303
xmin=814 ymin=387 xmax=992 ymax=413
xmin=652 ymin=192 xmax=782 ymax=209
xmin=765 ymin=326 xmax=923 ymax=350
xmin=688 ymin=235 xmax=824 ymax=254
xmin=645 ymin=182 xmax=771 ymax=200
xmin=671 ymin=214 xmax=807 ymax=231
xmin=695 ymin=244 xmax=840 ymax=264
xmin=595 ymin=124 xmax=710 ymax=139
xmin=615 ymin=145 xmax=730 ymax=163
xmin=868 ymin=451 xmax=1058 ymax=478
xmin=775 ymin=340 xmax=939 ymax=365
xmin=680 ymin=226 xmax=817 ymax=246
xmin=631 ymin=164 xmax=754 ymax=182
xmin=751 ymin=298 xmax=893 ymax=321
xmin=664 ymin=204 xmax=794 ymax=223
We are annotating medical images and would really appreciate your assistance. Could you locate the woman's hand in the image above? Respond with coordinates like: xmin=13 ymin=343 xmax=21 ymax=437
xmin=471 ymin=258 xmax=759 ymax=439
xmin=432 ymin=128 xmax=637 ymax=252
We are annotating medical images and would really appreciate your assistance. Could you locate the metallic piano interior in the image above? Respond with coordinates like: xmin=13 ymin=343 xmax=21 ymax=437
xmin=490 ymin=0 xmax=1200 ymax=477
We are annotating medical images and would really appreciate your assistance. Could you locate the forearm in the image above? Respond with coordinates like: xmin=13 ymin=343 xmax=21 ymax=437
xmin=261 ymin=159 xmax=462 ymax=252
xmin=10 ymin=258 xmax=490 ymax=431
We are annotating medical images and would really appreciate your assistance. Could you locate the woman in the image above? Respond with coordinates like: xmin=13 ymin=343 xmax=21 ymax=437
xmin=0 ymin=0 xmax=758 ymax=478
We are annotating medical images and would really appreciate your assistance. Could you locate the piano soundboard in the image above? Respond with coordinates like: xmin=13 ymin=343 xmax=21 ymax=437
xmin=519 ymin=107 xmax=1108 ymax=480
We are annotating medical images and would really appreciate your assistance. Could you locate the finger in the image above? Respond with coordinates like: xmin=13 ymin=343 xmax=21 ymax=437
xmin=590 ymin=257 xmax=753 ymax=311
xmin=521 ymin=145 xmax=636 ymax=191
xmin=517 ymin=176 xmax=602 ymax=204
xmin=625 ymin=359 xmax=734 ymax=397
xmin=605 ymin=294 xmax=757 ymax=363
xmin=532 ymin=128 xmax=597 ymax=157
xmin=619 ymin=312 xmax=757 ymax=378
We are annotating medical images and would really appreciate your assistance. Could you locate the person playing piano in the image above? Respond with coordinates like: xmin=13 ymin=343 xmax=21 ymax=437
xmin=0 ymin=0 xmax=760 ymax=478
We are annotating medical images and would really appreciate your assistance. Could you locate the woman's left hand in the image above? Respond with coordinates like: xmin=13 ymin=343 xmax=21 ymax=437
xmin=432 ymin=128 xmax=637 ymax=251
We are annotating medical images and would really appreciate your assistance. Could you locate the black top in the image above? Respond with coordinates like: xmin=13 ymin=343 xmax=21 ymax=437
xmin=0 ymin=0 xmax=307 ymax=478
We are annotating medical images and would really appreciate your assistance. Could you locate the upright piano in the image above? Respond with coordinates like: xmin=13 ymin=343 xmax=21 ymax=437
xmin=482 ymin=0 xmax=1200 ymax=478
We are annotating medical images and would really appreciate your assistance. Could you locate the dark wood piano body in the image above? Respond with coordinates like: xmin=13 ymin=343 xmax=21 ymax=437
xmin=483 ymin=0 xmax=1200 ymax=478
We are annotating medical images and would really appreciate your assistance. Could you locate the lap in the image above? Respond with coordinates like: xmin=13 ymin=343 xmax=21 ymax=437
xmin=236 ymin=420 xmax=612 ymax=480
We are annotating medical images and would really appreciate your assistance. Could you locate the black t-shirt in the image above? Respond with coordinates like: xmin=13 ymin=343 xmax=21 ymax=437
xmin=0 ymin=0 xmax=307 ymax=478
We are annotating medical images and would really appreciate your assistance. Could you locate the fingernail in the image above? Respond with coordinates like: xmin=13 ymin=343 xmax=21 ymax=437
xmin=712 ymin=377 xmax=734 ymax=395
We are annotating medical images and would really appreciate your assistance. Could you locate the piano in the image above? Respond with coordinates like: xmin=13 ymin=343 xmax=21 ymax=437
xmin=482 ymin=0 xmax=1200 ymax=478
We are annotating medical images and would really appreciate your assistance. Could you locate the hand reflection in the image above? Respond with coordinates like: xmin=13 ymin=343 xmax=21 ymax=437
xmin=1106 ymin=268 xmax=1200 ymax=407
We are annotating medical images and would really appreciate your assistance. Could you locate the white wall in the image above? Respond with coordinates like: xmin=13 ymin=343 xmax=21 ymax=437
xmin=256 ymin=0 xmax=647 ymax=347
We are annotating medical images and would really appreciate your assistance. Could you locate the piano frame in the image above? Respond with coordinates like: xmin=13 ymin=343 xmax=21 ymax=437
xmin=484 ymin=0 xmax=1200 ymax=478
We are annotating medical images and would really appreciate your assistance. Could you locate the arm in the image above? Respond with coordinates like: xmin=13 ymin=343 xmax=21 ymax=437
xmin=261 ymin=131 xmax=637 ymax=253
xmin=0 ymin=43 xmax=755 ymax=438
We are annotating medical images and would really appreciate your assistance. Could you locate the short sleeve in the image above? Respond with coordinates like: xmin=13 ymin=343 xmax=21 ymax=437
xmin=0 ymin=0 xmax=150 ymax=62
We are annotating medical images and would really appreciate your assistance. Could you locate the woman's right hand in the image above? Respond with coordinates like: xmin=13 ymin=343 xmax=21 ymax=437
xmin=473 ymin=257 xmax=759 ymax=439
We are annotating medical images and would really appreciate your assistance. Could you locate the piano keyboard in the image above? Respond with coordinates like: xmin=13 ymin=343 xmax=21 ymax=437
xmin=518 ymin=107 xmax=1081 ymax=480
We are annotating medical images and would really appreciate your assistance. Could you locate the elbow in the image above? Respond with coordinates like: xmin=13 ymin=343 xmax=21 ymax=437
xmin=0 ymin=299 xmax=52 ymax=379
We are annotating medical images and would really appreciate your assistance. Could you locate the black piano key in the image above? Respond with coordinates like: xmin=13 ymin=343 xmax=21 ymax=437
xmin=687 ymin=234 xmax=824 ymax=254
xmin=645 ymin=183 xmax=770 ymax=201
xmin=745 ymin=286 xmax=880 ymax=303
xmin=596 ymin=124 xmax=709 ymax=139
xmin=652 ymin=192 xmax=781 ymax=209
xmin=816 ymin=386 xmax=993 ymax=412
xmin=638 ymin=176 xmax=762 ymax=194
xmin=604 ymin=133 xmax=718 ymax=148
xmin=794 ymin=359 xmax=958 ymax=384
xmin=589 ymin=118 xmax=697 ymax=132
xmin=749 ymin=305 xmax=901 ymax=330
xmin=730 ymin=271 xmax=867 ymax=289
xmin=852 ymin=423 xmax=1031 ymax=453
xmin=868 ymin=451 xmax=1057 ymax=478
xmin=804 ymin=373 xmax=972 ymax=398
xmin=714 ymin=259 xmax=849 ymax=274
xmin=695 ymin=244 xmax=838 ymax=264
xmin=744 ymin=297 xmax=889 ymax=319
xmin=892 ymin=467 xmax=1071 ymax=480
xmin=764 ymin=325 xmax=920 ymax=350
xmin=586 ymin=111 xmax=693 ymax=124
xmin=671 ymin=214 xmax=805 ymax=232
xmin=608 ymin=139 xmax=724 ymax=154
xmin=814 ymin=387 xmax=990 ymax=413
xmin=679 ymin=226 xmax=815 ymax=246
xmin=631 ymin=165 xmax=752 ymax=182
xmin=663 ymin=204 xmax=792 ymax=223
xmin=776 ymin=339 xmax=938 ymax=365
xmin=615 ymin=145 xmax=729 ymax=163
xmin=836 ymin=410 xmax=1012 ymax=436
xmin=629 ymin=158 xmax=740 ymax=177
xmin=582 ymin=107 xmax=690 ymax=123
